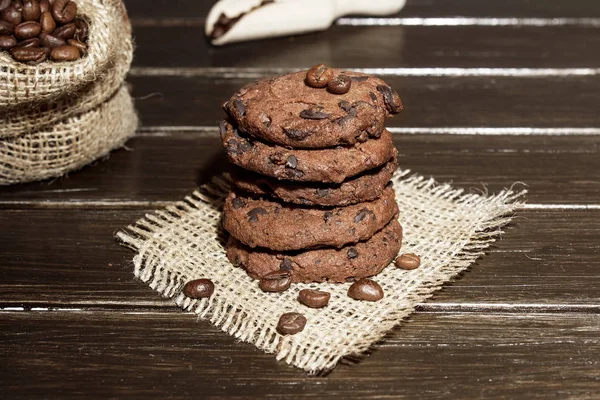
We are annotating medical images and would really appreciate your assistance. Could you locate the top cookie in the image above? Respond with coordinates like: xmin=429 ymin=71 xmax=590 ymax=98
xmin=224 ymin=68 xmax=402 ymax=149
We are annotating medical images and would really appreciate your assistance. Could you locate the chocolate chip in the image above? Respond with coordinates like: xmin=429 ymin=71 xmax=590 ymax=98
xmin=327 ymin=75 xmax=351 ymax=95
xmin=298 ymin=289 xmax=330 ymax=309
xmin=354 ymin=208 xmax=372 ymax=223
xmin=347 ymin=248 xmax=358 ymax=259
xmin=233 ymin=98 xmax=246 ymax=116
xmin=349 ymin=75 xmax=369 ymax=82
xmin=232 ymin=197 xmax=246 ymax=209
xmin=369 ymin=92 xmax=377 ymax=103
xmin=376 ymin=85 xmax=402 ymax=114
xmin=305 ymin=64 xmax=333 ymax=88
xmin=337 ymin=115 xmax=354 ymax=126
xmin=277 ymin=312 xmax=306 ymax=335
xmin=395 ymin=253 xmax=421 ymax=270
xmin=227 ymin=138 xmax=252 ymax=155
xmin=338 ymin=100 xmax=352 ymax=112
xmin=279 ymin=258 xmax=293 ymax=271
xmin=259 ymin=270 xmax=292 ymax=292
xmin=283 ymin=127 xmax=310 ymax=141
xmin=247 ymin=207 xmax=267 ymax=222
xmin=284 ymin=169 xmax=304 ymax=179
xmin=323 ymin=211 xmax=333 ymax=222
xmin=316 ymin=188 xmax=329 ymax=198
xmin=218 ymin=120 xmax=227 ymax=138
xmin=299 ymin=108 xmax=330 ymax=120
xmin=348 ymin=279 xmax=384 ymax=301
xmin=182 ymin=278 xmax=215 ymax=299
xmin=285 ymin=155 xmax=297 ymax=169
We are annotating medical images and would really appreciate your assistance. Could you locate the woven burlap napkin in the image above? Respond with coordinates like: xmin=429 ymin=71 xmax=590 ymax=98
xmin=117 ymin=170 xmax=525 ymax=373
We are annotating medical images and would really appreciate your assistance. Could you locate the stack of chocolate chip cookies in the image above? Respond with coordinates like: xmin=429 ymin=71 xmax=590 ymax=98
xmin=221 ymin=64 xmax=403 ymax=287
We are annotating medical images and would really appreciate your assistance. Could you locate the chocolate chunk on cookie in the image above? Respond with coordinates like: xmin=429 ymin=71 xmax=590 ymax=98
xmin=224 ymin=70 xmax=402 ymax=148
xmin=231 ymin=158 xmax=398 ymax=207
xmin=222 ymin=186 xmax=398 ymax=251
xmin=226 ymin=219 xmax=403 ymax=283
xmin=221 ymin=120 xmax=397 ymax=184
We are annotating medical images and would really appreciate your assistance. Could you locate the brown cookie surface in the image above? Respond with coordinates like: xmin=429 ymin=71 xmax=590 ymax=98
xmin=222 ymin=186 xmax=398 ymax=251
xmin=224 ymin=70 xmax=402 ymax=148
xmin=221 ymin=120 xmax=397 ymax=184
xmin=226 ymin=219 xmax=403 ymax=283
xmin=231 ymin=158 xmax=398 ymax=207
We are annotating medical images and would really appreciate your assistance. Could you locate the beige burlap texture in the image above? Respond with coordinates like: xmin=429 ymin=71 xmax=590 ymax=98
xmin=117 ymin=171 xmax=525 ymax=373
xmin=0 ymin=0 xmax=130 ymax=112
xmin=0 ymin=85 xmax=137 ymax=185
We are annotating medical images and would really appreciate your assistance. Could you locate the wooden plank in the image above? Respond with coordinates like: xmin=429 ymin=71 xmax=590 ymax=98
xmin=1 ymin=310 xmax=598 ymax=398
xmin=124 ymin=75 xmax=600 ymax=129
xmin=0 ymin=209 xmax=599 ymax=307
xmin=123 ymin=0 xmax=600 ymax=21
xmin=1 ymin=134 xmax=599 ymax=205
xmin=129 ymin=25 xmax=600 ymax=68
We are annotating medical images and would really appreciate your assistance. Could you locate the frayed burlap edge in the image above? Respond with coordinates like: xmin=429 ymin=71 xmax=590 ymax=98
xmin=0 ymin=0 xmax=130 ymax=110
xmin=117 ymin=172 xmax=526 ymax=373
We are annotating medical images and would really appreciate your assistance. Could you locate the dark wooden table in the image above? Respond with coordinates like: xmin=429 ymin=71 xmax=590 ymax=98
xmin=2 ymin=0 xmax=600 ymax=398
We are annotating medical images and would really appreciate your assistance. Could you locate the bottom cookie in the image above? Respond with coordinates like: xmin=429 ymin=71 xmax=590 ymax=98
xmin=226 ymin=219 xmax=403 ymax=283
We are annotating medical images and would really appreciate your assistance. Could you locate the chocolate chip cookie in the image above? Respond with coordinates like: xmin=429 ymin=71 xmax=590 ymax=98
xmin=231 ymin=158 xmax=398 ymax=207
xmin=226 ymin=218 xmax=403 ymax=283
xmin=221 ymin=120 xmax=397 ymax=184
xmin=222 ymin=186 xmax=398 ymax=251
xmin=224 ymin=70 xmax=402 ymax=148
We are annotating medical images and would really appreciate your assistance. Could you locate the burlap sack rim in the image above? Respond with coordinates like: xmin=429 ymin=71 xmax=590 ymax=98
xmin=0 ymin=0 xmax=129 ymax=110
xmin=117 ymin=171 xmax=525 ymax=372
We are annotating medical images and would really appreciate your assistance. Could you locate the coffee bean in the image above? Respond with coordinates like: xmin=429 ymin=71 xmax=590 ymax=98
xmin=0 ymin=34 xmax=16 ymax=49
xmin=1 ymin=6 xmax=22 ymax=26
xmin=348 ymin=279 xmax=384 ymax=301
xmin=50 ymin=44 xmax=79 ymax=61
xmin=22 ymin=0 xmax=41 ymax=21
xmin=39 ymin=10 xmax=55 ymax=32
xmin=285 ymin=155 xmax=297 ymax=169
xmin=259 ymin=270 xmax=292 ymax=292
xmin=0 ymin=0 xmax=11 ymax=12
xmin=376 ymin=85 xmax=402 ymax=114
xmin=283 ymin=127 xmax=310 ymax=140
xmin=277 ymin=312 xmax=306 ymax=335
xmin=73 ymin=17 xmax=88 ymax=41
xmin=298 ymin=289 xmax=330 ymax=308
xmin=305 ymin=64 xmax=333 ymax=88
xmin=67 ymin=38 xmax=85 ymax=54
xmin=53 ymin=22 xmax=75 ymax=40
xmin=14 ymin=37 xmax=39 ymax=48
xmin=10 ymin=46 xmax=46 ymax=64
xmin=347 ymin=247 xmax=358 ymax=259
xmin=299 ymin=108 xmax=330 ymax=120
xmin=182 ymin=278 xmax=215 ymax=299
xmin=247 ymin=207 xmax=267 ymax=222
xmin=327 ymin=75 xmax=351 ymax=95
xmin=0 ymin=20 xmax=13 ymax=35
xmin=39 ymin=32 xmax=65 ymax=48
xmin=279 ymin=258 xmax=293 ymax=271
xmin=231 ymin=196 xmax=246 ymax=209
xmin=51 ymin=0 xmax=76 ymax=24
xmin=39 ymin=0 xmax=49 ymax=13
xmin=14 ymin=21 xmax=40 ymax=39
xmin=395 ymin=253 xmax=421 ymax=270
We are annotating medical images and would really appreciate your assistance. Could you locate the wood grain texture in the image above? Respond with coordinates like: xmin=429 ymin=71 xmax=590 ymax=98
xmin=1 ymin=134 xmax=598 ymax=205
xmin=123 ymin=75 xmax=600 ymax=129
xmin=0 ymin=208 xmax=599 ymax=307
xmin=1 ymin=311 xmax=598 ymax=399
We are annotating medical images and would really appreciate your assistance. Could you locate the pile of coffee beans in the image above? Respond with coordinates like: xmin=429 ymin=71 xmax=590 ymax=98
xmin=0 ymin=0 xmax=88 ymax=65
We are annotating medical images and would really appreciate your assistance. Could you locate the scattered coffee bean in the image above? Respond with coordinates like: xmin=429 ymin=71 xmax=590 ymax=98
xmin=348 ymin=279 xmax=384 ymax=301
xmin=233 ymin=98 xmax=246 ymax=116
xmin=395 ymin=253 xmax=421 ymax=270
xmin=285 ymin=155 xmax=297 ymax=169
xmin=14 ymin=21 xmax=41 ymax=40
xmin=182 ymin=278 xmax=215 ymax=299
xmin=231 ymin=197 xmax=246 ymax=209
xmin=10 ymin=45 xmax=46 ymax=64
xmin=73 ymin=17 xmax=87 ymax=41
xmin=51 ymin=0 xmax=77 ymax=24
xmin=376 ymin=85 xmax=402 ymax=114
xmin=39 ymin=10 xmax=55 ymax=32
xmin=52 ymin=22 xmax=75 ymax=40
xmin=247 ymin=207 xmax=267 ymax=222
xmin=67 ymin=38 xmax=85 ymax=54
xmin=259 ymin=270 xmax=292 ymax=292
xmin=283 ymin=127 xmax=310 ymax=140
xmin=0 ymin=0 xmax=11 ymax=12
xmin=279 ymin=258 xmax=293 ymax=271
xmin=22 ymin=0 xmax=41 ymax=22
xmin=1 ymin=6 xmax=22 ymax=26
xmin=14 ymin=37 xmax=39 ymax=48
xmin=277 ymin=312 xmax=306 ymax=335
xmin=39 ymin=0 xmax=50 ymax=13
xmin=39 ymin=32 xmax=65 ymax=48
xmin=305 ymin=64 xmax=333 ymax=88
xmin=0 ymin=20 xmax=13 ymax=35
xmin=50 ymin=44 xmax=79 ymax=61
xmin=299 ymin=108 xmax=330 ymax=120
xmin=327 ymin=75 xmax=351 ymax=95
xmin=347 ymin=247 xmax=358 ymax=259
xmin=298 ymin=289 xmax=330 ymax=308
xmin=0 ymin=34 xmax=16 ymax=49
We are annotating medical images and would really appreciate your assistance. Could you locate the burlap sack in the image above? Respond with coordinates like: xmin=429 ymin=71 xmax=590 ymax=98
xmin=0 ymin=85 xmax=137 ymax=185
xmin=117 ymin=171 xmax=525 ymax=373
xmin=0 ymin=0 xmax=131 ymax=112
